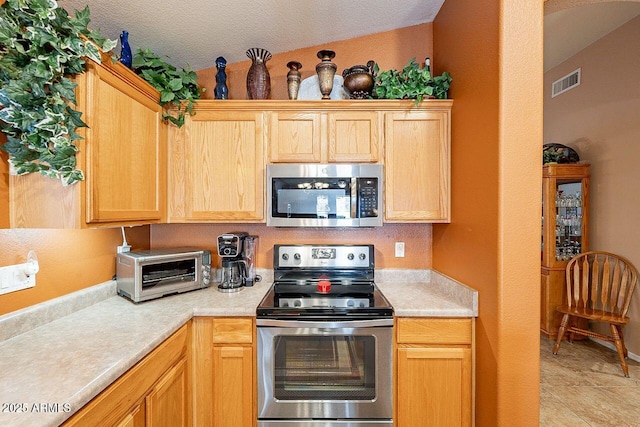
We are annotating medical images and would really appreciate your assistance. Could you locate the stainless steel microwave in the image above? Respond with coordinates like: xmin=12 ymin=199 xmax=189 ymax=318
xmin=116 ymin=248 xmax=212 ymax=303
xmin=267 ymin=164 xmax=383 ymax=227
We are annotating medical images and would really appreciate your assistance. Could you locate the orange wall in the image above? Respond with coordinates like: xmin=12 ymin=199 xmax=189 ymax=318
xmin=0 ymin=226 xmax=150 ymax=315
xmin=197 ymin=23 xmax=434 ymax=101
xmin=544 ymin=16 xmax=640 ymax=354
xmin=434 ymin=1 xmax=542 ymax=426
xmin=151 ymin=223 xmax=431 ymax=270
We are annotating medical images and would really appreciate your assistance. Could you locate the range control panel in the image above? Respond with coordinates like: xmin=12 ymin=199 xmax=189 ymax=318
xmin=274 ymin=245 xmax=373 ymax=269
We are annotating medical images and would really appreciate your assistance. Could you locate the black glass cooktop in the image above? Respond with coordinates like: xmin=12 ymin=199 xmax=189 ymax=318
xmin=256 ymin=283 xmax=393 ymax=320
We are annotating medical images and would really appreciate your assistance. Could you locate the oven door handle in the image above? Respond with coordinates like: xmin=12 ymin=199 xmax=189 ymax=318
xmin=256 ymin=318 xmax=393 ymax=328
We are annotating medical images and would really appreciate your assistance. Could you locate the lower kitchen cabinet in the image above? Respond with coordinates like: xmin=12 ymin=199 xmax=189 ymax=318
xmin=193 ymin=317 xmax=255 ymax=427
xmin=63 ymin=322 xmax=191 ymax=427
xmin=395 ymin=318 xmax=474 ymax=427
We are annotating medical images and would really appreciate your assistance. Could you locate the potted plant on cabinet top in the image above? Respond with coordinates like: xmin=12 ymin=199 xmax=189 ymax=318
xmin=373 ymin=58 xmax=452 ymax=103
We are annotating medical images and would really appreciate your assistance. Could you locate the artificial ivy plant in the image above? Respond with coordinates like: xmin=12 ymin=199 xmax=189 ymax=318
xmin=0 ymin=0 xmax=117 ymax=185
xmin=133 ymin=48 xmax=202 ymax=128
xmin=373 ymin=58 xmax=452 ymax=102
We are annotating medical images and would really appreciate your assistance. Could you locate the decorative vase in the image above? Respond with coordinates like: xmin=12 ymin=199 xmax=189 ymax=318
xmin=214 ymin=56 xmax=228 ymax=100
xmin=315 ymin=50 xmax=337 ymax=100
xmin=286 ymin=61 xmax=302 ymax=100
xmin=119 ymin=30 xmax=132 ymax=69
xmin=342 ymin=60 xmax=376 ymax=99
xmin=246 ymin=48 xmax=272 ymax=99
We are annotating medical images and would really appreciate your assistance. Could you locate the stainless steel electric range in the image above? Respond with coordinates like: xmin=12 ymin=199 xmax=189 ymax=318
xmin=256 ymin=244 xmax=393 ymax=427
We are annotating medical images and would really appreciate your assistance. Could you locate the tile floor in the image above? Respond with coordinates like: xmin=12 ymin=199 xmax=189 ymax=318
xmin=540 ymin=337 xmax=640 ymax=426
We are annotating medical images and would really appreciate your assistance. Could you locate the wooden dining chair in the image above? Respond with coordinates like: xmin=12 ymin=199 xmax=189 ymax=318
xmin=553 ymin=251 xmax=638 ymax=377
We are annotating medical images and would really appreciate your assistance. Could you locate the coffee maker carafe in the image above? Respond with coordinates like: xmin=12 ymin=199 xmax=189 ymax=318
xmin=216 ymin=233 xmax=260 ymax=292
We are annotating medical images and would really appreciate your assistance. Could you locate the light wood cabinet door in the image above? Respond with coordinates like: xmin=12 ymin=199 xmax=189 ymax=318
xmin=328 ymin=111 xmax=381 ymax=162
xmin=115 ymin=402 xmax=145 ymax=427
xmin=192 ymin=317 xmax=255 ymax=427
xmin=384 ymin=110 xmax=450 ymax=222
xmin=183 ymin=111 xmax=265 ymax=221
xmin=9 ymin=56 xmax=167 ymax=228
xmin=83 ymin=60 xmax=166 ymax=224
xmin=146 ymin=357 xmax=189 ymax=427
xmin=212 ymin=345 xmax=254 ymax=427
xmin=396 ymin=318 xmax=473 ymax=427
xmin=397 ymin=347 xmax=472 ymax=427
xmin=269 ymin=111 xmax=322 ymax=162
xmin=269 ymin=109 xmax=380 ymax=163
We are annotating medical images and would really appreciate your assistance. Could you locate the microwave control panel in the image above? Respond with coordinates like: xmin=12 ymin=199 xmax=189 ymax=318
xmin=358 ymin=178 xmax=378 ymax=217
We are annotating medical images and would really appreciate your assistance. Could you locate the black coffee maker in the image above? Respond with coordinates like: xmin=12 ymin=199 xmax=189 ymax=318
xmin=216 ymin=233 xmax=260 ymax=292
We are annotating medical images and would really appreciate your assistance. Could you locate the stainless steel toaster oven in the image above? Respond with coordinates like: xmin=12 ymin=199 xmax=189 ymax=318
xmin=116 ymin=248 xmax=212 ymax=303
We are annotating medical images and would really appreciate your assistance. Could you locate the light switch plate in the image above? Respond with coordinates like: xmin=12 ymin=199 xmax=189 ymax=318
xmin=395 ymin=242 xmax=405 ymax=258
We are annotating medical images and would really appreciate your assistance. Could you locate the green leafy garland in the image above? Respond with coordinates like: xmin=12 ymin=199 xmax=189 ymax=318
xmin=373 ymin=58 xmax=452 ymax=102
xmin=133 ymin=48 xmax=202 ymax=128
xmin=0 ymin=0 xmax=117 ymax=185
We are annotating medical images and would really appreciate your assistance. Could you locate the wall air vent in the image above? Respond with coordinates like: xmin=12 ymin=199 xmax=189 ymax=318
xmin=552 ymin=68 xmax=581 ymax=98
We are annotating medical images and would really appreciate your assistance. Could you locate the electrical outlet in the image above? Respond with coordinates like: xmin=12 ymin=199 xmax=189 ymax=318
xmin=395 ymin=242 xmax=405 ymax=258
xmin=0 ymin=262 xmax=37 ymax=295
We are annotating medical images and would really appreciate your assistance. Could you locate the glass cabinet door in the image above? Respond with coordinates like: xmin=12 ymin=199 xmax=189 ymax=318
xmin=554 ymin=182 xmax=583 ymax=261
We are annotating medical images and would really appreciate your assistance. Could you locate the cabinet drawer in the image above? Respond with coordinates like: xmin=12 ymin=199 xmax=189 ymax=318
xmin=397 ymin=318 xmax=472 ymax=345
xmin=212 ymin=318 xmax=253 ymax=344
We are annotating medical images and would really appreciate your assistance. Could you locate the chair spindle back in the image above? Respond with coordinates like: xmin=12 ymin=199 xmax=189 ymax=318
xmin=565 ymin=251 xmax=638 ymax=317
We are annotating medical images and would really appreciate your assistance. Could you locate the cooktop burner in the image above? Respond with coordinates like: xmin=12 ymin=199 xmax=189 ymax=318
xmin=256 ymin=244 xmax=393 ymax=319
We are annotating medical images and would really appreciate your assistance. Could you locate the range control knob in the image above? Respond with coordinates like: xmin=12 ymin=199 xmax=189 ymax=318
xmin=282 ymin=253 xmax=289 ymax=261
xmin=359 ymin=253 xmax=367 ymax=261
xmin=294 ymin=253 xmax=301 ymax=261
xmin=293 ymin=300 xmax=301 ymax=307
xmin=347 ymin=253 xmax=355 ymax=260
xmin=282 ymin=301 xmax=290 ymax=308
xmin=347 ymin=300 xmax=355 ymax=307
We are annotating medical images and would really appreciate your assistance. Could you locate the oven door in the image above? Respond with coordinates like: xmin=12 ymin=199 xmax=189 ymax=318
xmin=257 ymin=318 xmax=393 ymax=421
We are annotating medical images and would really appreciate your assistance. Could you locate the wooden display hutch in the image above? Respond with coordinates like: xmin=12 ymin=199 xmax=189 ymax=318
xmin=541 ymin=163 xmax=590 ymax=339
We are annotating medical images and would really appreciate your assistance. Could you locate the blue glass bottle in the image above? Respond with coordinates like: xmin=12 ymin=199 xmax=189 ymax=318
xmin=119 ymin=30 xmax=132 ymax=69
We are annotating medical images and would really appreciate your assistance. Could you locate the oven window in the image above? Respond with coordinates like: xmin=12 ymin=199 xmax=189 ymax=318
xmin=141 ymin=259 xmax=196 ymax=289
xmin=273 ymin=335 xmax=376 ymax=400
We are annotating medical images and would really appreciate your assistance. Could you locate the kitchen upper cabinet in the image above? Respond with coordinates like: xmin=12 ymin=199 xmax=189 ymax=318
xmin=269 ymin=106 xmax=381 ymax=163
xmin=192 ymin=317 xmax=255 ymax=427
xmin=168 ymin=102 xmax=265 ymax=222
xmin=384 ymin=103 xmax=452 ymax=222
xmin=9 ymin=54 xmax=167 ymax=228
xmin=63 ymin=323 xmax=191 ymax=427
xmin=396 ymin=318 xmax=474 ymax=427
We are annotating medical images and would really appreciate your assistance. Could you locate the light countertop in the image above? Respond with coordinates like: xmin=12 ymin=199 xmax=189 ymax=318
xmin=0 ymin=269 xmax=476 ymax=427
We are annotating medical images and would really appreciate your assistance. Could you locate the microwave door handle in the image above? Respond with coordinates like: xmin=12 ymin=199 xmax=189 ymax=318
xmin=351 ymin=177 xmax=358 ymax=218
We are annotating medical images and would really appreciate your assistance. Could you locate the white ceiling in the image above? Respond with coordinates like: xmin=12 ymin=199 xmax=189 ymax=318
xmin=57 ymin=0 xmax=445 ymax=71
xmin=57 ymin=1 xmax=640 ymax=73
